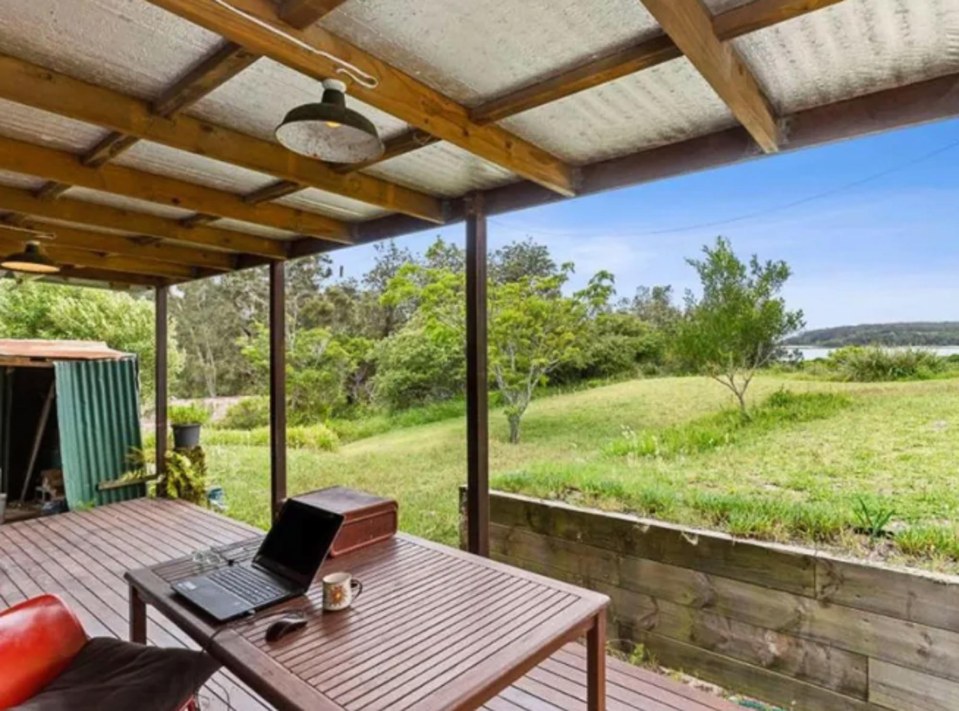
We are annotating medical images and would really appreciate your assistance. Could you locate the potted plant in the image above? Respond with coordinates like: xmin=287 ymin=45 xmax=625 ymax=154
xmin=168 ymin=403 xmax=211 ymax=449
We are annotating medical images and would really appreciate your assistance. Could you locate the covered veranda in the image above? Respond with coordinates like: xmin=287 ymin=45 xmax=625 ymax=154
xmin=0 ymin=0 xmax=957 ymax=708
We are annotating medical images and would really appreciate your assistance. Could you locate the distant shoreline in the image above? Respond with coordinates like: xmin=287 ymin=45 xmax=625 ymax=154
xmin=785 ymin=322 xmax=959 ymax=348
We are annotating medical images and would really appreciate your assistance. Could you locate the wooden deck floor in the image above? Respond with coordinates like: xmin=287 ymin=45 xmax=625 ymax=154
xmin=0 ymin=499 xmax=735 ymax=711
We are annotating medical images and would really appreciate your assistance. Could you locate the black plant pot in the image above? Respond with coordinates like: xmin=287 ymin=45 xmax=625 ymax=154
xmin=172 ymin=423 xmax=201 ymax=449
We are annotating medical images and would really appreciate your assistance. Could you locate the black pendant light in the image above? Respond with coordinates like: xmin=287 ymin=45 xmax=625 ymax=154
xmin=275 ymin=79 xmax=385 ymax=163
xmin=1 ymin=241 xmax=59 ymax=274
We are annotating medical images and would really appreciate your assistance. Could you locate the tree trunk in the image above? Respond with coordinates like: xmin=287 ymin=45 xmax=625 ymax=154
xmin=508 ymin=413 xmax=522 ymax=444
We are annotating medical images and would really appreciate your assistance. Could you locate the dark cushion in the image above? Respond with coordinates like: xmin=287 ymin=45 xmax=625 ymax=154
xmin=12 ymin=637 xmax=220 ymax=711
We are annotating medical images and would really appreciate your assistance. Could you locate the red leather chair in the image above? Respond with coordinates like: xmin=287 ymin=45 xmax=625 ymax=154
xmin=0 ymin=595 xmax=202 ymax=710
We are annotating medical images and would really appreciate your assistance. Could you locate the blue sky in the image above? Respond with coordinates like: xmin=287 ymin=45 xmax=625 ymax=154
xmin=329 ymin=117 xmax=959 ymax=330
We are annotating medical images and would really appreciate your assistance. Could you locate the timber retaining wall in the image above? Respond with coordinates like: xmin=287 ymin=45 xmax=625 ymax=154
xmin=461 ymin=489 xmax=959 ymax=711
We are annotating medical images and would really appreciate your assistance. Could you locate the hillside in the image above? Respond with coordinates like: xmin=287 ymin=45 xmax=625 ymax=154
xmin=785 ymin=322 xmax=959 ymax=347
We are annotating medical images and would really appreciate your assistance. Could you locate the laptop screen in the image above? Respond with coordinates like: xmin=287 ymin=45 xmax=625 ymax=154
xmin=253 ymin=500 xmax=344 ymax=588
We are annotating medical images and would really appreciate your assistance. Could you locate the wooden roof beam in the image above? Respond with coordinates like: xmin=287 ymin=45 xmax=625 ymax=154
xmin=0 ymin=219 xmax=235 ymax=271
xmin=34 ymin=42 xmax=260 ymax=202
xmin=0 ymin=53 xmax=444 ymax=223
xmin=145 ymin=0 xmax=579 ymax=197
xmin=0 ymin=135 xmax=353 ymax=243
xmin=471 ymin=0 xmax=843 ymax=125
xmin=0 ymin=234 xmax=198 ymax=280
xmin=0 ymin=184 xmax=287 ymax=259
xmin=279 ymin=0 xmax=349 ymax=29
xmin=639 ymin=0 xmax=781 ymax=153
xmin=29 ymin=266 xmax=172 ymax=288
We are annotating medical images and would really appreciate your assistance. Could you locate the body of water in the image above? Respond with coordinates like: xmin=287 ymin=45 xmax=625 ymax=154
xmin=787 ymin=346 xmax=959 ymax=360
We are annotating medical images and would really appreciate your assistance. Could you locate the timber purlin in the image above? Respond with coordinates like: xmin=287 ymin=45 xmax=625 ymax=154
xmin=483 ymin=490 xmax=959 ymax=711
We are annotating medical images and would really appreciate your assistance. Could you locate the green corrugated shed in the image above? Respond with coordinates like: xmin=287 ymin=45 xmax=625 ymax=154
xmin=54 ymin=358 xmax=144 ymax=507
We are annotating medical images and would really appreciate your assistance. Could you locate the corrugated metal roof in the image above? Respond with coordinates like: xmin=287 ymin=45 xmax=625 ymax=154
xmin=274 ymin=188 xmax=390 ymax=222
xmin=0 ymin=169 xmax=45 ymax=191
xmin=0 ymin=0 xmax=221 ymax=100
xmin=323 ymin=0 xmax=663 ymax=106
xmin=0 ymin=99 xmax=108 ymax=153
xmin=364 ymin=142 xmax=518 ymax=197
xmin=54 ymin=358 xmax=144 ymax=506
xmin=0 ymin=339 xmax=132 ymax=361
xmin=501 ymin=58 xmax=738 ymax=164
xmin=738 ymin=0 xmax=959 ymax=116
xmin=112 ymin=141 xmax=278 ymax=194
xmin=64 ymin=186 xmax=196 ymax=220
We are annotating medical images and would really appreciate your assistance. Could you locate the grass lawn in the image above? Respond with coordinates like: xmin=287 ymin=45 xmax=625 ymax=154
xmin=207 ymin=375 xmax=959 ymax=571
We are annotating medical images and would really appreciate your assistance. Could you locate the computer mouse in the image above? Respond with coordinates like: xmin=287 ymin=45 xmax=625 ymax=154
xmin=265 ymin=613 xmax=308 ymax=643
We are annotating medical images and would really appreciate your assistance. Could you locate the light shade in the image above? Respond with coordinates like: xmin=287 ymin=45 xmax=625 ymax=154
xmin=1 ymin=241 xmax=60 ymax=274
xmin=275 ymin=79 xmax=384 ymax=163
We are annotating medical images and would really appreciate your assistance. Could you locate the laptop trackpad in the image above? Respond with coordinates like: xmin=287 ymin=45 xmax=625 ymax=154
xmin=174 ymin=577 xmax=252 ymax=622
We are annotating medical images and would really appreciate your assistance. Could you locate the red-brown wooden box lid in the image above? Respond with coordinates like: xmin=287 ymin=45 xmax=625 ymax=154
xmin=293 ymin=486 xmax=397 ymax=519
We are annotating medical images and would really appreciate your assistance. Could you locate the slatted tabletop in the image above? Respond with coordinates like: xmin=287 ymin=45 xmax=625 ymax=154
xmin=128 ymin=532 xmax=610 ymax=710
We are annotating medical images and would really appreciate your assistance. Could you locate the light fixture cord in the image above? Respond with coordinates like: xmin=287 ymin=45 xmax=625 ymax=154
xmin=209 ymin=0 xmax=379 ymax=89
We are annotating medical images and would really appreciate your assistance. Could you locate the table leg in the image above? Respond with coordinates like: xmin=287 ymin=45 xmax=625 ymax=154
xmin=587 ymin=609 xmax=606 ymax=711
xmin=129 ymin=583 xmax=147 ymax=643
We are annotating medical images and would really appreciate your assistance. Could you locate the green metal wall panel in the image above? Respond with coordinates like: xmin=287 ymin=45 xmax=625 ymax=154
xmin=54 ymin=358 xmax=144 ymax=507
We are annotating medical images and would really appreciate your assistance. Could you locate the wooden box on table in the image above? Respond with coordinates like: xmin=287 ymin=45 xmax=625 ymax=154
xmin=292 ymin=486 xmax=398 ymax=557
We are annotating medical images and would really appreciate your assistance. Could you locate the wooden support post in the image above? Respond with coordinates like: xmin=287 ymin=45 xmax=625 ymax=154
xmin=269 ymin=261 xmax=287 ymax=520
xmin=465 ymin=193 xmax=490 ymax=557
xmin=155 ymin=286 xmax=168 ymax=475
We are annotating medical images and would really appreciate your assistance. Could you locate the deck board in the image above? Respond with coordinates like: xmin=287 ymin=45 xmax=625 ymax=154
xmin=0 ymin=499 xmax=735 ymax=711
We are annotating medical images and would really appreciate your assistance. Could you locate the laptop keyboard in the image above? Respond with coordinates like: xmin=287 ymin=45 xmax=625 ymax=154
xmin=209 ymin=565 xmax=289 ymax=606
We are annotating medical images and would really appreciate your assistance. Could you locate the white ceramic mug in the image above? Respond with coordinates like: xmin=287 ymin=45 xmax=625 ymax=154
xmin=322 ymin=571 xmax=363 ymax=611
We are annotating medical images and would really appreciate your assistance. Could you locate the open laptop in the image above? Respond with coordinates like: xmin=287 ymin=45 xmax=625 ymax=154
xmin=172 ymin=499 xmax=344 ymax=622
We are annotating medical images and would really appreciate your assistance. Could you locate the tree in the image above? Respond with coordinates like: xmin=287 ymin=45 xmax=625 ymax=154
xmin=380 ymin=245 xmax=589 ymax=442
xmin=0 ymin=282 xmax=178 ymax=397
xmin=627 ymin=285 xmax=680 ymax=330
xmin=675 ymin=237 xmax=804 ymax=413
xmin=489 ymin=268 xmax=586 ymax=442
xmin=363 ymin=240 xmax=416 ymax=338
xmin=490 ymin=237 xmax=557 ymax=284
xmin=241 ymin=325 xmax=356 ymax=422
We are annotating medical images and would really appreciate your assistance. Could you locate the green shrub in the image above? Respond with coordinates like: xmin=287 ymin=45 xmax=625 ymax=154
xmin=204 ymin=423 xmax=339 ymax=452
xmin=168 ymin=402 xmax=212 ymax=426
xmin=219 ymin=397 xmax=270 ymax=430
xmin=374 ymin=328 xmax=464 ymax=410
xmin=606 ymin=390 xmax=851 ymax=459
xmin=824 ymin=346 xmax=945 ymax=382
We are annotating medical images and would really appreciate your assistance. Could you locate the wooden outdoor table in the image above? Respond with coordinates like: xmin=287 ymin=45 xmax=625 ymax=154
xmin=125 ymin=533 xmax=609 ymax=711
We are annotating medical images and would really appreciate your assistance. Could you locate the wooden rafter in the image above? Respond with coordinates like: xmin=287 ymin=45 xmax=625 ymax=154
xmin=0 ymin=54 xmax=444 ymax=223
xmin=639 ymin=0 xmax=781 ymax=152
xmin=0 ymin=184 xmax=287 ymax=259
xmin=0 ymin=241 xmax=200 ymax=280
xmin=34 ymin=266 xmax=171 ymax=288
xmin=244 ymin=180 xmax=303 ymax=206
xmin=0 ymin=220 xmax=235 ymax=270
xmin=279 ymin=0 xmax=349 ymax=29
xmin=470 ymin=0 xmax=843 ymax=125
xmin=34 ymin=42 xmax=260 ymax=202
xmin=0 ymin=136 xmax=353 ymax=243
xmin=144 ymin=0 xmax=579 ymax=197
